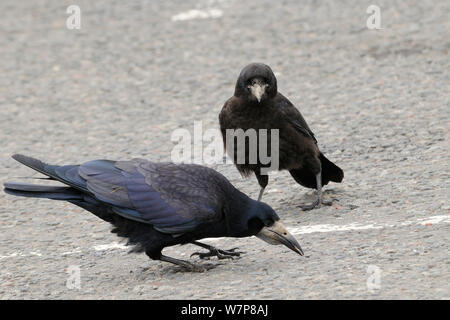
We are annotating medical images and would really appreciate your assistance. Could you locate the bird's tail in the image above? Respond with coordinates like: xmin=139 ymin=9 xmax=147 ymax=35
xmin=4 ymin=182 xmax=82 ymax=200
xmin=3 ymin=154 xmax=86 ymax=201
xmin=10 ymin=154 xmax=61 ymax=182
xmin=319 ymin=152 xmax=344 ymax=184
xmin=289 ymin=152 xmax=343 ymax=189
xmin=4 ymin=155 xmax=115 ymax=222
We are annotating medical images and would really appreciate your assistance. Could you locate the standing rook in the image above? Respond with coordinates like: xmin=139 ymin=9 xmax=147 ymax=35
xmin=219 ymin=63 xmax=344 ymax=209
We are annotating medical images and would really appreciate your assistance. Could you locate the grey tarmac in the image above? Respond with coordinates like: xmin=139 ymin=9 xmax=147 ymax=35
xmin=0 ymin=0 xmax=448 ymax=299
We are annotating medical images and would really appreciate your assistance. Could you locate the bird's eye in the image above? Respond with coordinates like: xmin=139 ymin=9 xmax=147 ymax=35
xmin=264 ymin=219 xmax=274 ymax=227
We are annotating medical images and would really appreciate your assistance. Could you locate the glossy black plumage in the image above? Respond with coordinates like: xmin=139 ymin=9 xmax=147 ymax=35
xmin=219 ymin=63 xmax=344 ymax=207
xmin=4 ymin=154 xmax=303 ymax=271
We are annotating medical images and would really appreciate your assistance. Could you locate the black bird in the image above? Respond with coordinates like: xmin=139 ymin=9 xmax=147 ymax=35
xmin=219 ymin=63 xmax=344 ymax=209
xmin=4 ymin=154 xmax=303 ymax=272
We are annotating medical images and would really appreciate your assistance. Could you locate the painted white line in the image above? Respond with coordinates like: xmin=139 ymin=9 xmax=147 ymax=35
xmin=93 ymin=242 xmax=128 ymax=251
xmin=171 ymin=9 xmax=223 ymax=21
xmin=1 ymin=215 xmax=448 ymax=259
xmin=415 ymin=215 xmax=450 ymax=225
xmin=288 ymin=222 xmax=383 ymax=235
xmin=289 ymin=214 xmax=450 ymax=235
xmin=61 ymin=249 xmax=82 ymax=256
xmin=0 ymin=252 xmax=19 ymax=259
xmin=204 ymin=214 xmax=450 ymax=242
xmin=0 ymin=251 xmax=41 ymax=260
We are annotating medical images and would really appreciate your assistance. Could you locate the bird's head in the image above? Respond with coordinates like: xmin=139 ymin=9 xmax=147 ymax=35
xmin=245 ymin=201 xmax=304 ymax=256
xmin=234 ymin=63 xmax=278 ymax=104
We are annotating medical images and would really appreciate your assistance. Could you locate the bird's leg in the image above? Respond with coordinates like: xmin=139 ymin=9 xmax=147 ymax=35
xmin=301 ymin=172 xmax=321 ymax=210
xmin=301 ymin=171 xmax=332 ymax=210
xmin=257 ymin=187 xmax=265 ymax=202
xmin=316 ymin=172 xmax=322 ymax=207
xmin=159 ymin=254 xmax=217 ymax=272
xmin=190 ymin=241 xmax=245 ymax=260
xmin=146 ymin=248 xmax=216 ymax=272
xmin=255 ymin=171 xmax=269 ymax=201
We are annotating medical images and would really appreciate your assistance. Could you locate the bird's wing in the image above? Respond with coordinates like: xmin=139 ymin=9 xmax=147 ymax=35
xmin=218 ymin=100 xmax=232 ymax=140
xmin=78 ymin=159 xmax=224 ymax=234
xmin=278 ymin=94 xmax=317 ymax=144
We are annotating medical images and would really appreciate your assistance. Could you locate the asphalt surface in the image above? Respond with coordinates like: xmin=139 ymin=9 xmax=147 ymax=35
xmin=0 ymin=0 xmax=449 ymax=299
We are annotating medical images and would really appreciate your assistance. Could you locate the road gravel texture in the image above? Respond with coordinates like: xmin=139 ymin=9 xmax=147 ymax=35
xmin=0 ymin=0 xmax=449 ymax=299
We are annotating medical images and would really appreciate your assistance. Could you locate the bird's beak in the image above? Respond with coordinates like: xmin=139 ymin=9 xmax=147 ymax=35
xmin=256 ymin=221 xmax=304 ymax=256
xmin=249 ymin=83 xmax=265 ymax=103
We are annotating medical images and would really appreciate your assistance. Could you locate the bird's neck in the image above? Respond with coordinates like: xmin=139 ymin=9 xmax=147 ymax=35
xmin=225 ymin=191 xmax=260 ymax=238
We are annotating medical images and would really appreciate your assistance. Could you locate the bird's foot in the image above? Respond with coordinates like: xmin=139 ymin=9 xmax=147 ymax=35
xmin=159 ymin=254 xmax=219 ymax=273
xmin=191 ymin=247 xmax=244 ymax=260
xmin=300 ymin=198 xmax=321 ymax=211
xmin=300 ymin=198 xmax=333 ymax=211
xmin=171 ymin=260 xmax=219 ymax=273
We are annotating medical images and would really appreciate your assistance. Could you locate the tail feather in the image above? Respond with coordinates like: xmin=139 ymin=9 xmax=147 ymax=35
xmin=289 ymin=153 xmax=343 ymax=189
xmin=5 ymin=155 xmax=116 ymax=225
xmin=12 ymin=154 xmax=59 ymax=179
xmin=5 ymin=154 xmax=89 ymax=201
xmin=11 ymin=154 xmax=87 ymax=192
xmin=4 ymin=182 xmax=72 ymax=193
xmin=319 ymin=153 xmax=344 ymax=183
xmin=4 ymin=182 xmax=82 ymax=200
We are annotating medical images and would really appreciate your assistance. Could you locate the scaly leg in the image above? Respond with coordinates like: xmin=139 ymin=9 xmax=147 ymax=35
xmin=255 ymin=170 xmax=269 ymax=202
xmin=190 ymin=241 xmax=245 ymax=260
xmin=257 ymin=187 xmax=265 ymax=201
xmin=301 ymin=171 xmax=332 ymax=211
xmin=159 ymin=254 xmax=217 ymax=272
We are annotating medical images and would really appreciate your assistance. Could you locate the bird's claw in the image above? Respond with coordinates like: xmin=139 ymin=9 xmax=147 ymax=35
xmin=191 ymin=247 xmax=244 ymax=260
xmin=301 ymin=198 xmax=321 ymax=211
xmin=301 ymin=198 xmax=334 ymax=211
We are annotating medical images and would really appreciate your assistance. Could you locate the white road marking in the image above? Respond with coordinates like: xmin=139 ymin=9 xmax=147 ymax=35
xmin=291 ymin=214 xmax=450 ymax=235
xmin=1 ymin=215 xmax=448 ymax=259
xmin=0 ymin=251 xmax=41 ymax=259
xmin=171 ymin=9 xmax=223 ymax=21
xmin=0 ymin=252 xmax=18 ymax=259
xmin=287 ymin=214 xmax=450 ymax=235
xmin=415 ymin=215 xmax=450 ymax=225
xmin=93 ymin=242 xmax=128 ymax=251
xmin=61 ymin=249 xmax=82 ymax=256
xmin=204 ymin=214 xmax=450 ymax=242
xmin=288 ymin=222 xmax=384 ymax=235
